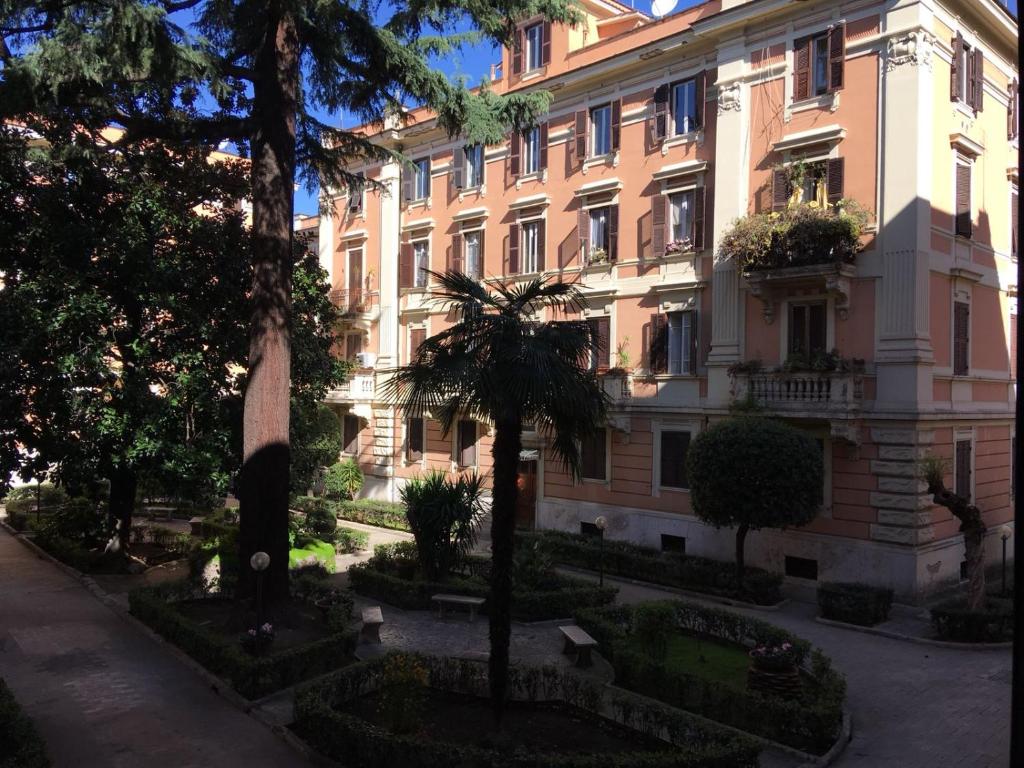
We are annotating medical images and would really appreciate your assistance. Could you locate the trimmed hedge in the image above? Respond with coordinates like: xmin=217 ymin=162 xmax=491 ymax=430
xmin=0 ymin=678 xmax=50 ymax=768
xmin=817 ymin=582 xmax=894 ymax=627
xmin=349 ymin=561 xmax=617 ymax=622
xmin=575 ymin=601 xmax=846 ymax=755
xmin=128 ymin=584 xmax=358 ymax=699
xmin=292 ymin=495 xmax=410 ymax=531
xmin=931 ymin=598 xmax=1013 ymax=643
xmin=295 ymin=653 xmax=761 ymax=768
xmin=518 ymin=530 xmax=784 ymax=606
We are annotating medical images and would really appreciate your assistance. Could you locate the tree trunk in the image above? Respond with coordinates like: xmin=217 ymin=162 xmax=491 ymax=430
xmin=237 ymin=8 xmax=299 ymax=604
xmin=107 ymin=466 xmax=137 ymax=555
xmin=735 ymin=523 xmax=749 ymax=592
xmin=929 ymin=484 xmax=987 ymax=611
xmin=488 ymin=418 xmax=522 ymax=729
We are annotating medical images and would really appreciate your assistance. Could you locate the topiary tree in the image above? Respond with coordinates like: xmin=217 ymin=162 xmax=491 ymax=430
xmin=687 ymin=417 xmax=823 ymax=591
xmin=323 ymin=459 xmax=364 ymax=501
xmin=400 ymin=471 xmax=484 ymax=582
xmin=290 ymin=404 xmax=344 ymax=495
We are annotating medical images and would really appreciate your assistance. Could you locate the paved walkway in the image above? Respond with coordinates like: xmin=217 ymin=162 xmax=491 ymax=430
xmin=0 ymin=529 xmax=308 ymax=768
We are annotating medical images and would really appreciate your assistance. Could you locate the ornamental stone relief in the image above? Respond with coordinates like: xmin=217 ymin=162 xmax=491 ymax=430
xmin=886 ymin=30 xmax=934 ymax=71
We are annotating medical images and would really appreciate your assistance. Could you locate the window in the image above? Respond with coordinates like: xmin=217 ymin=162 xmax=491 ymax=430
xmin=951 ymin=33 xmax=984 ymax=112
xmin=521 ymin=221 xmax=541 ymax=273
xmin=411 ymin=241 xmax=429 ymax=288
xmin=671 ymin=79 xmax=698 ymax=135
xmin=666 ymin=311 xmax=695 ymax=375
xmin=465 ymin=144 xmax=484 ymax=188
xmin=1011 ymin=184 xmax=1018 ymax=256
xmin=587 ymin=316 xmax=610 ymax=370
xmin=660 ymin=535 xmax=686 ymax=554
xmin=345 ymin=333 xmax=362 ymax=362
xmin=798 ymin=162 xmax=828 ymax=207
xmin=784 ymin=556 xmax=819 ymax=580
xmin=955 ymin=159 xmax=972 ymax=238
xmin=522 ymin=126 xmax=541 ymax=174
xmin=812 ymin=34 xmax=829 ymax=96
xmin=589 ymin=207 xmax=610 ymax=258
xmin=343 ymin=415 xmax=360 ymax=455
xmin=407 ymin=417 xmax=424 ymax=462
xmin=793 ymin=25 xmax=845 ymax=101
xmin=955 ymin=438 xmax=972 ymax=499
xmin=953 ymin=301 xmax=970 ymax=376
xmin=525 ymin=23 xmax=543 ymax=71
xmin=412 ymin=158 xmax=430 ymax=201
xmin=464 ymin=231 xmax=482 ymax=279
xmin=457 ymin=420 xmax=477 ymax=467
xmin=580 ymin=428 xmax=607 ymax=481
xmin=660 ymin=430 xmax=691 ymax=489
xmin=590 ymin=104 xmax=612 ymax=157
xmin=348 ymin=172 xmax=364 ymax=214
xmin=789 ymin=302 xmax=827 ymax=357
xmin=669 ymin=191 xmax=694 ymax=246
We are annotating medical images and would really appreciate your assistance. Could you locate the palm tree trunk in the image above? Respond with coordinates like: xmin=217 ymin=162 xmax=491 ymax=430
xmin=488 ymin=417 xmax=521 ymax=729
xmin=735 ymin=522 xmax=749 ymax=591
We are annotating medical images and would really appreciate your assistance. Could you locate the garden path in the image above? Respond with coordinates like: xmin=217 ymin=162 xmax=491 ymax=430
xmin=0 ymin=528 xmax=310 ymax=768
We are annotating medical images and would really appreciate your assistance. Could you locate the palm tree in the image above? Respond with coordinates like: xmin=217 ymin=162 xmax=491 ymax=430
xmin=385 ymin=270 xmax=607 ymax=727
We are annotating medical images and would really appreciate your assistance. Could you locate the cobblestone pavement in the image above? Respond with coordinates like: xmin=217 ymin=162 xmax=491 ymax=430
xmin=0 ymin=529 xmax=308 ymax=768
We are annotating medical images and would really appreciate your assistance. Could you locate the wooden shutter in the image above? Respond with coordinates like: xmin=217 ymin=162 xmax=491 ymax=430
xmin=955 ymin=439 xmax=972 ymax=499
xmin=541 ymin=21 xmax=551 ymax=66
xmin=399 ymin=241 xmax=414 ymax=288
xmin=692 ymin=188 xmax=706 ymax=251
xmin=649 ymin=313 xmax=668 ymax=374
xmin=611 ymin=99 xmax=622 ymax=152
xmin=345 ymin=333 xmax=362 ymax=361
xmin=452 ymin=146 xmax=465 ymax=190
xmin=574 ymin=110 xmax=587 ymax=162
xmin=348 ymin=249 xmax=362 ymax=304
xmin=794 ymin=37 xmax=811 ymax=101
xmin=1011 ymin=313 xmax=1017 ymax=381
xmin=478 ymin=231 xmax=486 ymax=278
xmin=694 ymin=71 xmax=706 ymax=130
xmin=508 ymin=223 xmax=520 ymax=274
xmin=772 ymin=168 xmax=791 ymax=211
xmin=458 ymin=420 xmax=477 ymax=467
xmin=651 ymin=195 xmax=667 ymax=258
xmin=402 ymin=169 xmax=414 ymax=204
xmin=578 ymin=208 xmax=590 ymax=263
xmin=343 ymin=415 xmax=359 ymax=455
xmin=971 ymin=47 xmax=984 ymax=112
xmin=509 ymin=131 xmax=521 ymax=177
xmin=951 ymin=33 xmax=964 ymax=102
xmin=407 ymin=417 xmax=424 ymax=462
xmin=826 ymin=157 xmax=845 ymax=206
xmin=607 ymin=205 xmax=618 ymax=261
xmin=594 ymin=317 xmax=610 ymax=369
xmin=536 ymin=220 xmax=546 ymax=271
xmin=1012 ymin=190 xmax=1019 ymax=256
xmin=688 ymin=310 xmax=699 ymax=374
xmin=828 ymin=23 xmax=845 ymax=92
xmin=1008 ymin=80 xmax=1019 ymax=140
xmin=539 ymin=122 xmax=549 ymax=171
xmin=410 ymin=327 xmax=426 ymax=358
xmin=651 ymin=84 xmax=669 ymax=143
xmin=512 ymin=27 xmax=523 ymax=75
xmin=955 ymin=163 xmax=972 ymax=238
xmin=953 ymin=301 xmax=970 ymax=375
xmin=450 ymin=233 xmax=463 ymax=274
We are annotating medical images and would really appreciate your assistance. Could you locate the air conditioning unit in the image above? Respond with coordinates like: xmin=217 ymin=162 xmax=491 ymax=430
xmin=354 ymin=352 xmax=377 ymax=369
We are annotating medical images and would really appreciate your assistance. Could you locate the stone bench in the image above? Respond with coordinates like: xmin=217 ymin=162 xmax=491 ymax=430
xmin=431 ymin=593 xmax=485 ymax=622
xmin=360 ymin=606 xmax=384 ymax=644
xmin=559 ymin=625 xmax=598 ymax=668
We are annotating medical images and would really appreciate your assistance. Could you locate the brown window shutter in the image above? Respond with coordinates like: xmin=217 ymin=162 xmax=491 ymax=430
xmin=692 ymin=187 xmax=706 ymax=250
xmin=574 ymin=110 xmax=587 ymax=162
xmin=652 ymin=84 xmax=669 ymax=143
xmin=772 ymin=168 xmax=791 ymax=211
xmin=828 ymin=23 xmax=846 ymax=92
xmin=452 ymin=146 xmax=465 ymax=190
xmin=966 ymin=47 xmax=976 ymax=108
xmin=596 ymin=316 xmax=611 ymax=369
xmin=651 ymin=195 xmax=666 ymax=258
xmin=509 ymin=131 xmax=521 ymax=177
xmin=955 ymin=439 xmax=972 ymax=498
xmin=343 ymin=415 xmax=359 ymax=455
xmin=578 ymin=207 xmax=590 ymax=263
xmin=541 ymin=21 xmax=551 ymax=65
xmin=1012 ymin=191 xmax=1019 ymax=256
xmin=348 ymin=249 xmax=363 ymax=304
xmin=688 ymin=310 xmax=699 ymax=374
xmin=539 ymin=122 xmax=549 ymax=171
xmin=508 ymin=223 xmax=520 ymax=275
xmin=951 ymin=33 xmax=963 ymax=102
xmin=972 ymin=48 xmax=984 ymax=112
xmin=826 ymin=157 xmax=845 ymax=206
xmin=650 ymin=313 xmax=668 ymax=374
xmin=607 ymin=205 xmax=619 ymax=261
xmin=536 ymin=220 xmax=546 ymax=271
xmin=477 ymin=231 xmax=486 ymax=279
xmin=794 ymin=37 xmax=811 ymax=101
xmin=694 ymin=70 xmax=706 ymax=130
xmin=1008 ymin=80 xmax=1018 ymax=140
xmin=399 ymin=242 xmax=414 ymax=288
xmin=1011 ymin=313 xmax=1018 ymax=381
xmin=611 ymin=99 xmax=622 ymax=152
xmin=450 ymin=233 xmax=463 ymax=274
xmin=402 ymin=169 xmax=414 ymax=204
xmin=345 ymin=333 xmax=362 ymax=361
xmin=512 ymin=27 xmax=523 ymax=75
xmin=458 ymin=420 xmax=477 ymax=467
xmin=955 ymin=163 xmax=972 ymax=238
xmin=953 ymin=301 xmax=970 ymax=375
xmin=407 ymin=417 xmax=423 ymax=462
xmin=410 ymin=327 xmax=426 ymax=358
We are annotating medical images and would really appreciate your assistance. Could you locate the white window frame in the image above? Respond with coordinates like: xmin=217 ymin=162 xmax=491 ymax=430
xmin=465 ymin=144 xmax=484 ymax=189
xmin=588 ymin=206 xmax=610 ymax=257
xmin=653 ymin=421 xmax=700 ymax=495
xmin=520 ymin=219 xmax=542 ymax=274
xmin=523 ymin=126 xmax=541 ymax=175
xmin=954 ymin=153 xmax=974 ymax=238
xmin=669 ymin=190 xmax=695 ymax=244
xmin=453 ymin=419 xmax=479 ymax=469
xmin=413 ymin=157 xmax=430 ymax=201
xmin=665 ymin=310 xmax=696 ymax=376
xmin=779 ymin=295 xmax=835 ymax=362
xmin=524 ymin=22 xmax=543 ymax=72
xmin=580 ymin=427 xmax=611 ymax=484
xmin=412 ymin=238 xmax=430 ymax=289
xmin=463 ymin=229 xmax=483 ymax=279
xmin=590 ymin=103 xmax=612 ymax=158
xmin=671 ymin=78 xmax=698 ymax=136
xmin=405 ymin=414 xmax=426 ymax=466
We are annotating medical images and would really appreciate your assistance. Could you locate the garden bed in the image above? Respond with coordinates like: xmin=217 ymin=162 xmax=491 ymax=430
xmin=0 ymin=678 xmax=50 ymax=768
xmin=517 ymin=530 xmax=783 ymax=606
xmin=292 ymin=495 xmax=410 ymax=532
xmin=575 ymin=601 xmax=846 ymax=755
xmin=293 ymin=653 xmax=761 ymax=768
xmin=930 ymin=597 xmax=1014 ymax=643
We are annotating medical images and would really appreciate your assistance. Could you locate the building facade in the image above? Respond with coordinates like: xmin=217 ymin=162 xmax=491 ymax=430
xmin=318 ymin=0 xmax=1019 ymax=600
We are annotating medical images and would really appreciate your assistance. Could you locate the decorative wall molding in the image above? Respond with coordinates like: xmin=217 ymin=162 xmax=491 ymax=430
xmin=885 ymin=29 xmax=934 ymax=72
xmin=716 ymin=82 xmax=742 ymax=115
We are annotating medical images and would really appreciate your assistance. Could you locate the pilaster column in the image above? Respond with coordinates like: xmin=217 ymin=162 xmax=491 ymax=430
xmin=318 ymin=195 xmax=335 ymax=287
xmin=376 ymin=160 xmax=401 ymax=369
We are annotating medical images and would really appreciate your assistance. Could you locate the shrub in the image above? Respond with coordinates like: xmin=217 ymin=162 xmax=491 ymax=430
xmin=289 ymin=538 xmax=337 ymax=572
xmin=334 ymin=527 xmax=369 ymax=554
xmin=323 ymin=459 xmax=364 ymax=500
xmin=817 ymin=582 xmax=894 ymax=626
xmin=302 ymin=499 xmax=338 ymax=542
xmin=292 ymin=496 xmax=409 ymax=531
xmin=4 ymin=483 xmax=68 ymax=517
xmin=400 ymin=471 xmax=483 ymax=581
xmin=931 ymin=598 xmax=1013 ymax=643
xmin=633 ymin=602 xmax=675 ymax=660
xmin=0 ymin=678 xmax=50 ymax=768
xmin=38 ymin=498 xmax=110 ymax=548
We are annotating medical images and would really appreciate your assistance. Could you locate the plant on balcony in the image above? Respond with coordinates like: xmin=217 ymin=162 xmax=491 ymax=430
xmin=687 ymin=417 xmax=823 ymax=592
xmin=726 ymin=359 xmax=764 ymax=377
xmin=781 ymin=349 xmax=866 ymax=374
xmin=587 ymin=246 xmax=609 ymax=265
xmin=665 ymin=237 xmax=693 ymax=255
xmin=720 ymin=199 xmax=869 ymax=272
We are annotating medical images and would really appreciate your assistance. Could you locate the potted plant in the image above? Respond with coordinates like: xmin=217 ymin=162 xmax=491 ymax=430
xmin=665 ymin=237 xmax=692 ymax=255
xmin=747 ymin=641 xmax=801 ymax=697
xmin=587 ymin=246 xmax=608 ymax=265
xmin=748 ymin=642 xmax=796 ymax=672
xmin=240 ymin=622 xmax=275 ymax=655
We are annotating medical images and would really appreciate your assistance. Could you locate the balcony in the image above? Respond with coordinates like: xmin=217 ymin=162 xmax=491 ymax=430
xmin=326 ymin=370 xmax=376 ymax=407
xmin=600 ymin=371 xmax=632 ymax=404
xmin=330 ymin=289 xmax=378 ymax=317
xmin=734 ymin=370 xmax=863 ymax=413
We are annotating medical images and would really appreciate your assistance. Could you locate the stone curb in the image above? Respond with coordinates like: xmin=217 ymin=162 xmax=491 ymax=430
xmin=813 ymin=616 xmax=1013 ymax=650
xmin=555 ymin=565 xmax=790 ymax=611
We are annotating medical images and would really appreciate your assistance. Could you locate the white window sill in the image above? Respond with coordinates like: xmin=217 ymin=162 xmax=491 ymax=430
xmin=652 ymin=373 xmax=699 ymax=380
xmin=581 ymin=477 xmax=609 ymax=485
xmin=954 ymin=100 xmax=978 ymax=121
xmin=457 ymin=184 xmax=486 ymax=199
xmin=516 ymin=170 xmax=547 ymax=187
xmin=659 ymin=485 xmax=691 ymax=494
xmin=405 ymin=197 xmax=430 ymax=210
xmin=582 ymin=261 xmax=613 ymax=272
xmin=583 ymin=152 xmax=619 ymax=172
xmin=788 ymin=91 xmax=839 ymax=117
xmin=520 ymin=68 xmax=546 ymax=82
xmin=662 ymin=131 xmax=703 ymax=154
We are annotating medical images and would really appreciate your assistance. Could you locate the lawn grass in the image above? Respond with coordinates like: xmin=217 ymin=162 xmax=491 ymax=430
xmin=289 ymin=538 xmax=336 ymax=572
xmin=627 ymin=632 xmax=751 ymax=690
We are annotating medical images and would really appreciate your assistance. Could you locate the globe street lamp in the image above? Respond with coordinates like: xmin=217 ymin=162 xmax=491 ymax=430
xmin=250 ymin=551 xmax=271 ymax=652
xmin=595 ymin=516 xmax=607 ymax=588
xmin=1000 ymin=526 xmax=1013 ymax=597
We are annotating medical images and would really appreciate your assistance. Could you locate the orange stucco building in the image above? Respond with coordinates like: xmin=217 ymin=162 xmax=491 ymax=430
xmin=318 ymin=0 xmax=1019 ymax=600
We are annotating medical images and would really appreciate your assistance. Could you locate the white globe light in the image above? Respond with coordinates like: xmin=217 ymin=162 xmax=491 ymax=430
xmin=1000 ymin=525 xmax=1013 ymax=541
xmin=595 ymin=516 xmax=607 ymax=531
xmin=250 ymin=551 xmax=271 ymax=571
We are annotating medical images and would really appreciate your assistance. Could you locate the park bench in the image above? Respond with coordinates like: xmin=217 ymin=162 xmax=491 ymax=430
xmin=559 ymin=625 xmax=598 ymax=668
xmin=360 ymin=606 xmax=384 ymax=644
xmin=431 ymin=593 xmax=485 ymax=622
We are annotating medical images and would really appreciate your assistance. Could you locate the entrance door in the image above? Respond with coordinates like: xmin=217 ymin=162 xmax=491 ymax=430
xmin=515 ymin=460 xmax=537 ymax=529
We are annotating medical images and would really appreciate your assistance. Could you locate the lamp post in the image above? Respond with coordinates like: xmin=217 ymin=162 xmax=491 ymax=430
xmin=1000 ymin=526 xmax=1013 ymax=598
xmin=595 ymin=516 xmax=607 ymax=588
xmin=250 ymin=551 xmax=270 ymax=652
